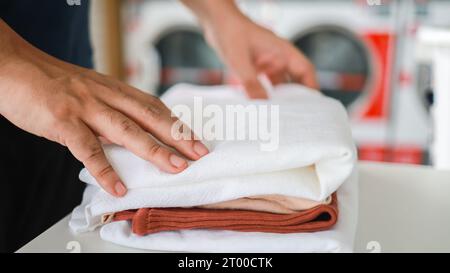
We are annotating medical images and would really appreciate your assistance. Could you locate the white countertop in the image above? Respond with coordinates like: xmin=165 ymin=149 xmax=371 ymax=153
xmin=18 ymin=162 xmax=450 ymax=253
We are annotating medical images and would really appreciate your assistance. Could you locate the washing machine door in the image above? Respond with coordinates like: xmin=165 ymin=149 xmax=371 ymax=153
xmin=293 ymin=26 xmax=371 ymax=108
xmin=154 ymin=29 xmax=224 ymax=96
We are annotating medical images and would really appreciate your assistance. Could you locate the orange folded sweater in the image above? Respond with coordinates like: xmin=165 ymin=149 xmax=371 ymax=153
xmin=113 ymin=193 xmax=338 ymax=236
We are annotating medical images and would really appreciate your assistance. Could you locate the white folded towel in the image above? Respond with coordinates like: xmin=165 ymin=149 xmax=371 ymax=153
xmin=98 ymin=170 xmax=358 ymax=253
xmin=70 ymin=84 xmax=358 ymax=252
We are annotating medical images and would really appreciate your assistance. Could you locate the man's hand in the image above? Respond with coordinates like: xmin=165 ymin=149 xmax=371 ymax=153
xmin=182 ymin=0 xmax=319 ymax=99
xmin=0 ymin=21 xmax=209 ymax=197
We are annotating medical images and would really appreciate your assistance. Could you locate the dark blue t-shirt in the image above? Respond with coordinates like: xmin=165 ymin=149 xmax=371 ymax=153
xmin=0 ymin=0 xmax=92 ymax=252
xmin=0 ymin=0 xmax=92 ymax=68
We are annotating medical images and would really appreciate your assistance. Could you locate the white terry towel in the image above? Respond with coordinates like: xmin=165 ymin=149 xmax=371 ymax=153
xmin=70 ymin=84 xmax=358 ymax=251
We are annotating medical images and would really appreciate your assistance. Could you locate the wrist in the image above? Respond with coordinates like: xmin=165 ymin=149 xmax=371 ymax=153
xmin=0 ymin=22 xmax=16 ymax=66
xmin=182 ymin=0 xmax=250 ymax=31
xmin=0 ymin=20 xmax=31 ymax=69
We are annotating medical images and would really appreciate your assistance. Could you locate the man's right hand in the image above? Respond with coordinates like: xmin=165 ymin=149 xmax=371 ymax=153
xmin=0 ymin=20 xmax=209 ymax=197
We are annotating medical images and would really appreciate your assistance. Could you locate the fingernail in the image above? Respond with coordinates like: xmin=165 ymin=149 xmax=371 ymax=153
xmin=170 ymin=154 xmax=187 ymax=169
xmin=114 ymin=181 xmax=127 ymax=197
xmin=193 ymin=141 xmax=209 ymax=157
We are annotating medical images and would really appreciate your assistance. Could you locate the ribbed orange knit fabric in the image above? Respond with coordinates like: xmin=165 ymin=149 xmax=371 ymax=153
xmin=113 ymin=193 xmax=338 ymax=236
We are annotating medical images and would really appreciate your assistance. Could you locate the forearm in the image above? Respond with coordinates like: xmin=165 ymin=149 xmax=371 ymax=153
xmin=0 ymin=20 xmax=21 ymax=66
xmin=0 ymin=20 xmax=68 ymax=116
xmin=0 ymin=19 xmax=76 ymax=67
xmin=180 ymin=0 xmax=249 ymax=29
xmin=0 ymin=20 xmax=32 ymax=112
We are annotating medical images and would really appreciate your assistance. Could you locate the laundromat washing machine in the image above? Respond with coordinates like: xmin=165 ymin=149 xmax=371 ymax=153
xmin=122 ymin=0 xmax=450 ymax=165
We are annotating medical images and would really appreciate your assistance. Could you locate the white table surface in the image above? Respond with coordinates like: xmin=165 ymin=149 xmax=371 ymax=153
xmin=18 ymin=162 xmax=450 ymax=253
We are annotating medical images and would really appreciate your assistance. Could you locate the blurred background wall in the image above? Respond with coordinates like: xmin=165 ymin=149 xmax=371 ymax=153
xmin=90 ymin=0 xmax=450 ymax=167
xmin=90 ymin=0 xmax=123 ymax=79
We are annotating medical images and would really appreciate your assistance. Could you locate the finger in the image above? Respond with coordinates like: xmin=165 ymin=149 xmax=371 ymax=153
xmin=223 ymin=46 xmax=268 ymax=99
xmin=240 ymin=73 xmax=268 ymax=99
xmin=98 ymin=136 xmax=113 ymax=145
xmin=96 ymin=85 xmax=209 ymax=161
xmin=85 ymin=105 xmax=189 ymax=174
xmin=256 ymin=55 xmax=287 ymax=85
xmin=255 ymin=52 xmax=284 ymax=74
xmin=64 ymin=121 xmax=127 ymax=197
xmin=267 ymin=73 xmax=286 ymax=85
xmin=287 ymin=46 xmax=320 ymax=90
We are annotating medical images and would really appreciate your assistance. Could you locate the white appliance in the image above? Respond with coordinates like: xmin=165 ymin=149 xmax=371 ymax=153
xmin=418 ymin=26 xmax=450 ymax=170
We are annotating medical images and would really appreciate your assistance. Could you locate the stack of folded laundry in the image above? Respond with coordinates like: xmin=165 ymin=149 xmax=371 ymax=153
xmin=70 ymin=83 xmax=358 ymax=252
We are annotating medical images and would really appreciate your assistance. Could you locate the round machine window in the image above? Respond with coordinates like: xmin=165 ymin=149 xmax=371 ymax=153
xmin=294 ymin=27 xmax=371 ymax=108
xmin=154 ymin=29 xmax=224 ymax=96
